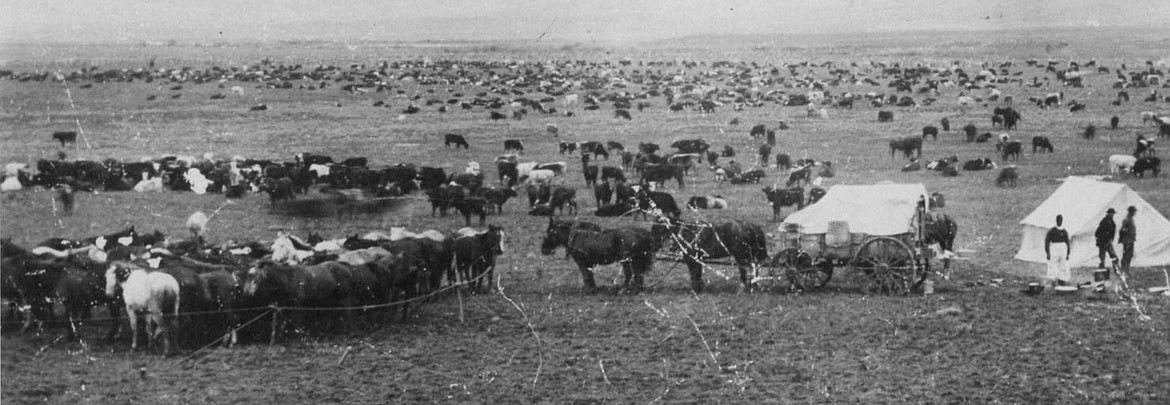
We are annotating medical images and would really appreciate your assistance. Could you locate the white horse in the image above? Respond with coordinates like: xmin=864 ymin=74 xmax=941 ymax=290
xmin=270 ymin=232 xmax=314 ymax=265
xmin=105 ymin=261 xmax=180 ymax=355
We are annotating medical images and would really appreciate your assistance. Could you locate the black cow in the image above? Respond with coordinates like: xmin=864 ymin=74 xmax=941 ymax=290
xmin=1111 ymin=116 xmax=1120 ymax=130
xmin=454 ymin=197 xmax=487 ymax=225
xmin=504 ymin=139 xmax=524 ymax=153
xmin=729 ymin=169 xmax=766 ymax=184
xmin=601 ymin=166 xmax=626 ymax=183
xmin=478 ymin=187 xmax=517 ymax=213
xmin=786 ymin=165 xmax=813 ymax=188
xmin=261 ymin=177 xmax=295 ymax=206
xmin=249 ymin=104 xmax=268 ymax=111
xmin=614 ymin=109 xmax=632 ymax=120
xmin=490 ymin=111 xmax=506 ymax=120
xmin=1132 ymin=157 xmax=1161 ymax=177
xmin=963 ymin=124 xmax=978 ymax=142
xmin=996 ymin=166 xmax=1019 ymax=187
xmin=1134 ymin=136 xmax=1156 ymax=158
xmin=671 ymin=139 xmax=710 ymax=154
xmin=1001 ymin=141 xmax=1023 ymax=160
xmin=941 ymin=117 xmax=951 ymax=132
xmin=961 ymin=158 xmax=996 ymax=171
xmin=340 ymin=157 xmax=368 ymax=167
xmin=889 ymin=137 xmax=923 ymax=160
xmin=922 ymin=126 xmax=939 ymax=140
xmin=763 ymin=186 xmax=804 ymax=221
xmin=549 ymin=186 xmax=578 ymax=215
xmin=775 ymin=153 xmax=792 ymax=170
xmin=606 ymin=141 xmax=625 ymax=152
xmin=427 ymin=185 xmax=464 ymax=216
xmin=559 ymin=142 xmax=578 ymax=154
xmin=878 ymin=110 xmax=894 ymax=122
xmin=641 ymin=164 xmax=685 ymax=189
xmin=525 ymin=182 xmax=551 ymax=207
xmin=1032 ymin=136 xmax=1054 ymax=154
xmin=417 ymin=167 xmax=447 ymax=190
xmin=638 ymin=142 xmax=660 ymax=155
xmin=444 ymin=134 xmax=470 ymax=149
xmin=635 ymin=189 xmax=681 ymax=219
xmin=593 ymin=182 xmax=613 ymax=207
xmin=721 ymin=145 xmax=735 ymax=158
xmin=750 ymin=124 xmax=767 ymax=137
xmin=579 ymin=141 xmax=609 ymax=160
xmin=52 ymin=131 xmax=77 ymax=147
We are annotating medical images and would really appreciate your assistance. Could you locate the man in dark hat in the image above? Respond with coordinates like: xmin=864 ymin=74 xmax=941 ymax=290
xmin=1118 ymin=206 xmax=1138 ymax=273
xmin=1094 ymin=208 xmax=1119 ymax=269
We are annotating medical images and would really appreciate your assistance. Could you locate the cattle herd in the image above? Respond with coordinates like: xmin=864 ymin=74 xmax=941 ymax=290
xmin=1 ymin=53 xmax=1168 ymax=355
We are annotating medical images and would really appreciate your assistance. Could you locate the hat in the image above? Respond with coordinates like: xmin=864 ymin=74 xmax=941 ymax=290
xmin=1106 ymin=208 xmax=1116 ymax=214
xmin=1127 ymin=206 xmax=1137 ymax=213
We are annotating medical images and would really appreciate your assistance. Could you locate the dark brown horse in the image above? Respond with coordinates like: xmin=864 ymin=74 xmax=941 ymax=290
xmin=540 ymin=218 xmax=662 ymax=293
xmin=652 ymin=219 xmax=768 ymax=293
xmin=451 ymin=225 xmax=506 ymax=294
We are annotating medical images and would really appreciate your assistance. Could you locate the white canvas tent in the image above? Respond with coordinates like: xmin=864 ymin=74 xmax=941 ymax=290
xmin=1015 ymin=177 xmax=1170 ymax=268
xmin=780 ymin=182 xmax=929 ymax=235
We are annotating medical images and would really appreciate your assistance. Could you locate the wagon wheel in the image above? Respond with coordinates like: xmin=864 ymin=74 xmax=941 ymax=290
xmin=851 ymin=236 xmax=918 ymax=295
xmin=774 ymin=248 xmax=832 ymax=291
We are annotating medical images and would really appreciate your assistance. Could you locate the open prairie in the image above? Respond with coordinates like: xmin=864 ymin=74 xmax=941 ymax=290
xmin=3 ymin=28 xmax=1170 ymax=404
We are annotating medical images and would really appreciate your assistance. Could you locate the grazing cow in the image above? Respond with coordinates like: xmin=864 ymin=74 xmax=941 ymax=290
xmin=889 ymin=137 xmax=923 ymax=160
xmin=1108 ymin=154 xmax=1138 ymax=175
xmin=105 ymin=262 xmax=180 ymax=355
xmin=750 ymin=124 xmax=767 ymax=137
xmin=1032 ymin=136 xmax=1054 ymax=154
xmin=503 ymin=139 xmax=524 ymax=154
xmin=878 ymin=110 xmax=894 ymax=122
xmin=686 ymin=195 xmax=728 ymax=209
xmin=249 ymin=104 xmax=268 ymax=111
xmin=52 ymin=131 xmax=78 ymax=147
xmin=451 ymin=225 xmax=505 ymax=294
xmin=1001 ymin=141 xmax=1023 ymax=160
xmin=1044 ymin=92 xmax=1063 ymax=107
xmin=444 ymin=134 xmax=470 ymax=149
xmin=614 ymin=109 xmax=632 ymax=120
xmin=721 ymin=145 xmax=736 ymax=158
xmin=1132 ymin=157 xmax=1161 ymax=177
xmin=1134 ymin=136 xmax=1156 ymax=158
xmin=559 ymin=142 xmax=578 ymax=154
xmin=961 ymin=158 xmax=997 ymax=171
xmin=996 ymin=166 xmax=1019 ymax=187
xmin=1111 ymin=116 xmax=1120 ymax=130
xmin=763 ymin=186 xmax=804 ymax=220
xmin=922 ymin=126 xmax=939 ymax=140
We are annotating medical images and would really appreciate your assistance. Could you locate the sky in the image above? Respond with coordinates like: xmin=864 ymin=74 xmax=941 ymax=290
xmin=1 ymin=0 xmax=1166 ymax=44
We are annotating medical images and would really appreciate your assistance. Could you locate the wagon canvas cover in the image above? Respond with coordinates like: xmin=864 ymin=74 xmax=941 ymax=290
xmin=780 ymin=183 xmax=929 ymax=236
xmin=1015 ymin=177 xmax=1170 ymax=268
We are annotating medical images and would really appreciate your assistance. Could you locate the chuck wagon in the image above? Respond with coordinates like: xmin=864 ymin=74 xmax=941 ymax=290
xmin=763 ymin=182 xmax=939 ymax=294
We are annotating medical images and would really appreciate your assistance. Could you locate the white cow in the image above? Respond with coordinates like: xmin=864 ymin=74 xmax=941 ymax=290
xmin=523 ymin=169 xmax=556 ymax=184
xmin=1107 ymin=155 xmax=1137 ymax=174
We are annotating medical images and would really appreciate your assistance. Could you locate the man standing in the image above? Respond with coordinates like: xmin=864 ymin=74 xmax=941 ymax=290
xmin=1045 ymin=214 xmax=1072 ymax=287
xmin=1119 ymin=206 xmax=1137 ymax=274
xmin=1094 ymin=208 xmax=1119 ymax=269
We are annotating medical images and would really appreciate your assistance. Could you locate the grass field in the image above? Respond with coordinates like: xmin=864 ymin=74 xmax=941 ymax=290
xmin=2 ymin=29 xmax=1169 ymax=403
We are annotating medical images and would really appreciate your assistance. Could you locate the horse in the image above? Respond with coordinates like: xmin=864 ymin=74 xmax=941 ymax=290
xmin=241 ymin=260 xmax=354 ymax=340
xmin=651 ymin=219 xmax=768 ymax=293
xmin=105 ymin=261 xmax=181 ymax=355
xmin=451 ymin=225 xmax=506 ymax=294
xmin=270 ymin=232 xmax=315 ymax=264
xmin=540 ymin=218 xmax=662 ymax=293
